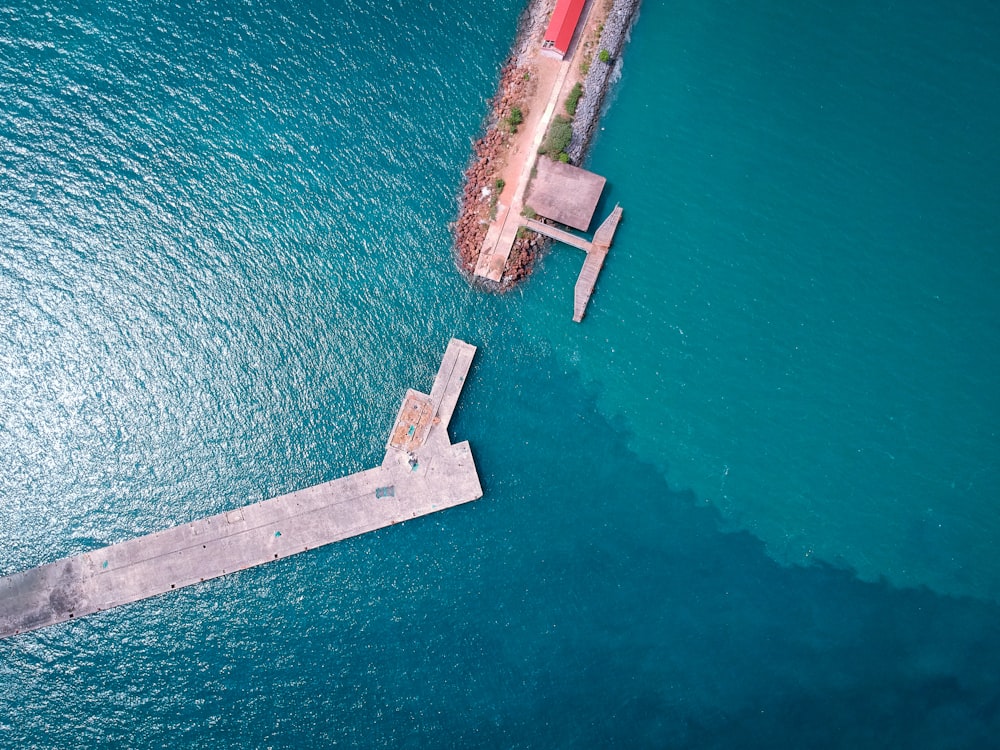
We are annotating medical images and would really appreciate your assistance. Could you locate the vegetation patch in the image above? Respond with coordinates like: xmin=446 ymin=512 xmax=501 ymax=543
xmin=540 ymin=115 xmax=573 ymax=161
xmin=564 ymin=82 xmax=584 ymax=117
xmin=500 ymin=107 xmax=524 ymax=133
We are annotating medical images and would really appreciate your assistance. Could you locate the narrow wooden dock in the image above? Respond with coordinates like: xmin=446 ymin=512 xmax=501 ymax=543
xmin=574 ymin=205 xmax=622 ymax=322
xmin=591 ymin=204 xmax=623 ymax=252
xmin=574 ymin=249 xmax=609 ymax=322
xmin=521 ymin=205 xmax=622 ymax=322
xmin=0 ymin=339 xmax=481 ymax=640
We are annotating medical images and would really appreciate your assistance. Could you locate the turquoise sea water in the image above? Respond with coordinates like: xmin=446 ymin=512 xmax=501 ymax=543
xmin=523 ymin=0 xmax=1000 ymax=601
xmin=2 ymin=0 xmax=999 ymax=747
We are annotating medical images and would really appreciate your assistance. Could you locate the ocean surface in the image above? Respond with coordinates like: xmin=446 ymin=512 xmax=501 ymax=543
xmin=2 ymin=0 xmax=999 ymax=747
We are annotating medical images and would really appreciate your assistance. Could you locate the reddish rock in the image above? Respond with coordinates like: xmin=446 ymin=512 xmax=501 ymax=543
xmin=451 ymin=55 xmax=540 ymax=285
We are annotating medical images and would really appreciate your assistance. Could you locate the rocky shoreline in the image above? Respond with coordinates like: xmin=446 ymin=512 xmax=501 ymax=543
xmin=567 ymin=0 xmax=642 ymax=163
xmin=452 ymin=0 xmax=642 ymax=290
xmin=451 ymin=59 xmax=537 ymax=289
xmin=452 ymin=1 xmax=553 ymax=290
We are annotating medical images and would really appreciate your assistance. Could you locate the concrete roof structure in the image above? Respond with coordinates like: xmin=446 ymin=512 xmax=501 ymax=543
xmin=525 ymin=158 xmax=607 ymax=231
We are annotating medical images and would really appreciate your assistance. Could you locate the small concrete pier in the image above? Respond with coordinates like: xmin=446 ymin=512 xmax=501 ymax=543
xmin=0 ymin=339 xmax=481 ymax=639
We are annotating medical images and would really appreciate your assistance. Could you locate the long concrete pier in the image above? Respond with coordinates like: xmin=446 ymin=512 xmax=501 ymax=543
xmin=0 ymin=339 xmax=481 ymax=640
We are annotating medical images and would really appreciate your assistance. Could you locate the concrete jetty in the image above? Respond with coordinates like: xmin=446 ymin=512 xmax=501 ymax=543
xmin=0 ymin=339 xmax=481 ymax=640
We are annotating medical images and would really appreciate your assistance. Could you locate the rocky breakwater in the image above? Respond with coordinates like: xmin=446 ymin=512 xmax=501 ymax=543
xmin=567 ymin=0 xmax=642 ymax=163
xmin=453 ymin=0 xmax=552 ymax=289
xmin=501 ymin=225 xmax=547 ymax=289
xmin=452 ymin=60 xmax=530 ymax=283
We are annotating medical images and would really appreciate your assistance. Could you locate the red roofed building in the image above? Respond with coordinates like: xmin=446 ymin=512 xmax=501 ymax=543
xmin=542 ymin=0 xmax=586 ymax=59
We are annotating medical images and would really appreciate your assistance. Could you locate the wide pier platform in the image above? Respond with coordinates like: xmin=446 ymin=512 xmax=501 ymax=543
xmin=0 ymin=339 xmax=481 ymax=639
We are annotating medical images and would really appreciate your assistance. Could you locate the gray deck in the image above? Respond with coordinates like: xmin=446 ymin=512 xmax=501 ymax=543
xmin=574 ymin=205 xmax=622 ymax=322
xmin=521 ymin=205 xmax=622 ymax=322
xmin=0 ymin=339 xmax=481 ymax=640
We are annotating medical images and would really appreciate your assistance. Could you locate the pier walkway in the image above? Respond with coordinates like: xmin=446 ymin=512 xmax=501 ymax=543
xmin=523 ymin=218 xmax=591 ymax=251
xmin=474 ymin=60 xmax=573 ymax=282
xmin=0 ymin=339 xmax=481 ymax=639
xmin=574 ymin=204 xmax=622 ymax=321
xmin=524 ymin=205 xmax=622 ymax=322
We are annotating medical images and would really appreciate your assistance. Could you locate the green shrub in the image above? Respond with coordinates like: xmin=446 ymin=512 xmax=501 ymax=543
xmin=599 ymin=49 xmax=611 ymax=64
xmin=521 ymin=205 xmax=537 ymax=220
xmin=558 ymin=151 xmax=570 ymax=163
xmin=494 ymin=178 xmax=506 ymax=192
xmin=503 ymin=106 xmax=523 ymax=133
xmin=541 ymin=115 xmax=573 ymax=159
xmin=564 ymin=82 xmax=584 ymax=117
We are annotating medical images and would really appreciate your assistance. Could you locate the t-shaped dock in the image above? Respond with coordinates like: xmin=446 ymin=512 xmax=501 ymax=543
xmin=0 ymin=338 xmax=481 ymax=639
